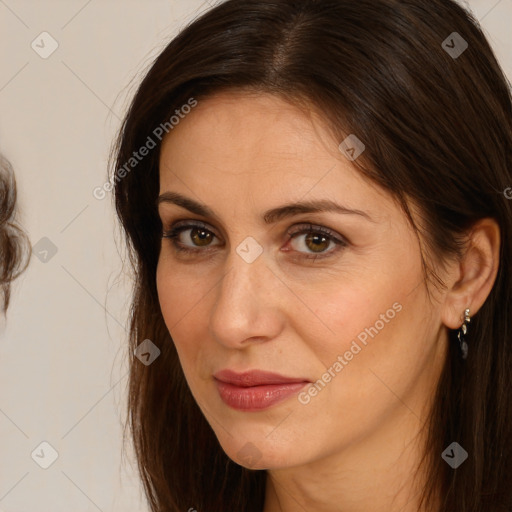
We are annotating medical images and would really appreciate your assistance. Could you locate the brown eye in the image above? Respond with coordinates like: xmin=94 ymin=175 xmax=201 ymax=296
xmin=304 ymin=233 xmax=330 ymax=253
xmin=286 ymin=223 xmax=348 ymax=259
xmin=162 ymin=222 xmax=221 ymax=254
xmin=189 ymin=227 xmax=214 ymax=247
xmin=289 ymin=231 xmax=336 ymax=255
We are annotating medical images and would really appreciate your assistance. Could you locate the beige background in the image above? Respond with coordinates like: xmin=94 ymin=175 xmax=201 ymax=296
xmin=0 ymin=0 xmax=510 ymax=510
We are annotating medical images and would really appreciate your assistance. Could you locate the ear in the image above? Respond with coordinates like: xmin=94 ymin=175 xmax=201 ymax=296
xmin=440 ymin=218 xmax=500 ymax=329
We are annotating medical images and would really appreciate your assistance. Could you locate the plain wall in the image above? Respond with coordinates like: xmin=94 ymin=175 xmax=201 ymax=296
xmin=0 ymin=0 xmax=510 ymax=510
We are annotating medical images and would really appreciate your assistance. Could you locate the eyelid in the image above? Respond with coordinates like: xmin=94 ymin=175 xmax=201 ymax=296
xmin=161 ymin=220 xmax=223 ymax=249
xmin=164 ymin=219 xmax=214 ymax=232
xmin=162 ymin=219 xmax=221 ymax=238
xmin=162 ymin=219 xmax=346 ymax=241
xmin=286 ymin=222 xmax=347 ymax=245
xmin=162 ymin=219 xmax=348 ymax=259
xmin=283 ymin=223 xmax=348 ymax=259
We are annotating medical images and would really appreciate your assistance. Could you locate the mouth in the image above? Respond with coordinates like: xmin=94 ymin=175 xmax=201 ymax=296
xmin=213 ymin=369 xmax=310 ymax=411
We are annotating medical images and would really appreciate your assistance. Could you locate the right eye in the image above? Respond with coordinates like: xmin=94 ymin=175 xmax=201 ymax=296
xmin=162 ymin=222 xmax=222 ymax=254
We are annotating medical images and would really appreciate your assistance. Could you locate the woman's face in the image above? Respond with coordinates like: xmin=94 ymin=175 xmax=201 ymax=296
xmin=156 ymin=91 xmax=447 ymax=470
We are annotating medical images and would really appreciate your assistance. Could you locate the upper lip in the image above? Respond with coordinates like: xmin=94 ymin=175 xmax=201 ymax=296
xmin=213 ymin=369 xmax=310 ymax=387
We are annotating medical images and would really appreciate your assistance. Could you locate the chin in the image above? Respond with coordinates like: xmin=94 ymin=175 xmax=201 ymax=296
xmin=216 ymin=432 xmax=306 ymax=470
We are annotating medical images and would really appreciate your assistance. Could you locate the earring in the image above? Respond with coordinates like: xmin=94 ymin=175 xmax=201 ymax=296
xmin=457 ymin=308 xmax=470 ymax=360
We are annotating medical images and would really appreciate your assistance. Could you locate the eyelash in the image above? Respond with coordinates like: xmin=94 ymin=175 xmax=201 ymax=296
xmin=161 ymin=221 xmax=348 ymax=260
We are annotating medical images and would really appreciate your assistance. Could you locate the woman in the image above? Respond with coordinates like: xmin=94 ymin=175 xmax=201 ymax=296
xmin=112 ymin=0 xmax=512 ymax=510
xmin=0 ymin=153 xmax=29 ymax=313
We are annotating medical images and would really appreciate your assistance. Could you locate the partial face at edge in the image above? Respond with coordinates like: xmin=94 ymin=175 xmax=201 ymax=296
xmin=156 ymin=91 xmax=447 ymax=470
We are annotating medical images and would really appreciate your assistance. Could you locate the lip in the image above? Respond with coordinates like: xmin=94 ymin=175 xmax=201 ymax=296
xmin=213 ymin=369 xmax=310 ymax=411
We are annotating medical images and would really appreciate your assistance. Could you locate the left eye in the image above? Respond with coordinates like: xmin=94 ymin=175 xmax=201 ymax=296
xmin=285 ymin=225 xmax=347 ymax=258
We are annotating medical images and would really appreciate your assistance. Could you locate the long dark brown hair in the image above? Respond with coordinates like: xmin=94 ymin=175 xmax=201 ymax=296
xmin=0 ymin=154 xmax=29 ymax=312
xmin=112 ymin=0 xmax=512 ymax=510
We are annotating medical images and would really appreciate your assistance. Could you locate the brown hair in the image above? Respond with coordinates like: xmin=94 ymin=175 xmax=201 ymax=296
xmin=112 ymin=0 xmax=512 ymax=510
xmin=0 ymin=154 xmax=29 ymax=312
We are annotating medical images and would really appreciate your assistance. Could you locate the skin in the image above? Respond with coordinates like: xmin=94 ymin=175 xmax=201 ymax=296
xmin=156 ymin=91 xmax=500 ymax=512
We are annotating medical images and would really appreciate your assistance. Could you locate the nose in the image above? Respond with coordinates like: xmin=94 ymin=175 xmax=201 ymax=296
xmin=208 ymin=246 xmax=285 ymax=349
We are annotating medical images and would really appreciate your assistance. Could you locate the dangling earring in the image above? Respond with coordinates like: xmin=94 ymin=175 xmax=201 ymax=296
xmin=457 ymin=308 xmax=470 ymax=360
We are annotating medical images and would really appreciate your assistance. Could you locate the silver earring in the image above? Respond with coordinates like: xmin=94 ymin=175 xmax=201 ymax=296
xmin=457 ymin=308 xmax=470 ymax=360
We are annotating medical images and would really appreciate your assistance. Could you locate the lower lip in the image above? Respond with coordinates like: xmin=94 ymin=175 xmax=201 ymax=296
xmin=215 ymin=380 xmax=308 ymax=411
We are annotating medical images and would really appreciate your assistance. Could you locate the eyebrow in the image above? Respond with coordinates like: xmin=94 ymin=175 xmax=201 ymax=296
xmin=157 ymin=191 xmax=375 ymax=224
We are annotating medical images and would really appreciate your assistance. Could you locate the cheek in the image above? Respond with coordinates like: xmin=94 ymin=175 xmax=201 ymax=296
xmin=319 ymin=242 xmax=420 ymax=351
xmin=289 ymin=265 xmax=408 ymax=363
xmin=156 ymin=257 xmax=213 ymax=371
xmin=156 ymin=255 xmax=205 ymax=325
xmin=303 ymin=278 xmax=432 ymax=423
xmin=297 ymin=257 xmax=426 ymax=399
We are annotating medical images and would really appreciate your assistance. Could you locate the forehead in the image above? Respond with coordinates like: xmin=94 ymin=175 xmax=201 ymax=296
xmin=158 ymin=91 xmax=396 ymax=223
xmin=160 ymin=91 xmax=333 ymax=164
